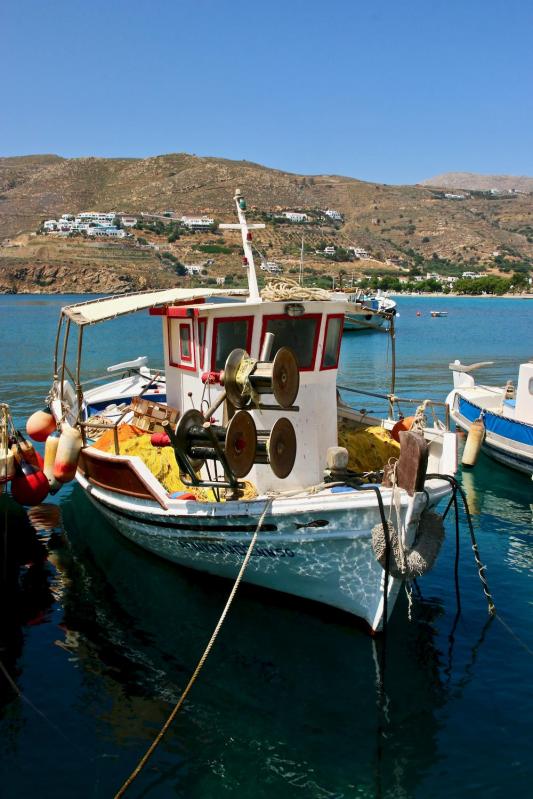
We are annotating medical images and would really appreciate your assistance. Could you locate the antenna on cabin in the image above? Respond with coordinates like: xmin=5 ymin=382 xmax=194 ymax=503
xmin=219 ymin=189 xmax=265 ymax=302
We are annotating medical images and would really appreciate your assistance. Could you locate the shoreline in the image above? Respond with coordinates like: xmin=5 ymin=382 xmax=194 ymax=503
xmin=387 ymin=292 xmax=533 ymax=299
xmin=1 ymin=290 xmax=533 ymax=299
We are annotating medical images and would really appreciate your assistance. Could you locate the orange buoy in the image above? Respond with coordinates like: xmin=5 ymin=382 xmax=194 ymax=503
xmin=26 ymin=408 xmax=57 ymax=442
xmin=53 ymin=425 xmax=83 ymax=483
xmin=11 ymin=460 xmax=50 ymax=506
xmin=391 ymin=416 xmax=415 ymax=443
xmin=462 ymin=418 xmax=485 ymax=467
xmin=416 ymin=311 xmax=421 ymax=317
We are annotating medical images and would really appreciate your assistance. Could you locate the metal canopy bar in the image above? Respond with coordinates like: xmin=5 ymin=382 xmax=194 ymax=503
xmin=62 ymin=287 xmax=248 ymax=326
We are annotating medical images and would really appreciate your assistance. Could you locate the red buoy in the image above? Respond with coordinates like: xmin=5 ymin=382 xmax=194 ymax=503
xmin=11 ymin=461 xmax=50 ymax=506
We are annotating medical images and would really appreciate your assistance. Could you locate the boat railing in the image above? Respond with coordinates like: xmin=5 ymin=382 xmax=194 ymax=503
xmin=80 ymin=367 xmax=166 ymax=389
xmin=337 ymin=384 xmax=450 ymax=429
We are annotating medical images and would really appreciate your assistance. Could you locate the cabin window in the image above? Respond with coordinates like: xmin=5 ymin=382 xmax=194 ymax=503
xmin=168 ymin=318 xmax=196 ymax=371
xmin=321 ymin=314 xmax=343 ymax=370
xmin=211 ymin=316 xmax=253 ymax=370
xmin=197 ymin=318 xmax=207 ymax=370
xmin=260 ymin=314 xmax=321 ymax=371
xmin=179 ymin=324 xmax=192 ymax=361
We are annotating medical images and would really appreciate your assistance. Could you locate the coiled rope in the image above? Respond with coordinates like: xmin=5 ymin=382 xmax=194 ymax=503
xmin=113 ymin=496 xmax=273 ymax=798
xmin=260 ymin=278 xmax=332 ymax=302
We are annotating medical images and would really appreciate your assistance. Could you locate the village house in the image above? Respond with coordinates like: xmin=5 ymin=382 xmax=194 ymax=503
xmin=282 ymin=212 xmax=308 ymax=223
xmin=323 ymin=208 xmax=343 ymax=221
xmin=120 ymin=216 xmax=138 ymax=227
xmin=349 ymin=247 xmax=370 ymax=259
xmin=180 ymin=215 xmax=215 ymax=231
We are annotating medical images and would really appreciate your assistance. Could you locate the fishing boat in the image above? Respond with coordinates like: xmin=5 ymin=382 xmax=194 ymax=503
xmin=35 ymin=191 xmax=457 ymax=632
xmin=447 ymin=360 xmax=533 ymax=475
xmin=430 ymin=311 xmax=448 ymax=318
xmin=339 ymin=290 xmax=397 ymax=332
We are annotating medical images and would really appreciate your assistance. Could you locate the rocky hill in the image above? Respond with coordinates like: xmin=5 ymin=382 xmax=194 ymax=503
xmin=421 ymin=172 xmax=533 ymax=193
xmin=1 ymin=154 xmax=532 ymax=293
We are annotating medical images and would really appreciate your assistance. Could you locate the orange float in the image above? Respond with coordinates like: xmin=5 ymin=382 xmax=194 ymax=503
xmin=391 ymin=416 xmax=415 ymax=443
xmin=53 ymin=425 xmax=83 ymax=483
xmin=26 ymin=408 xmax=57 ymax=442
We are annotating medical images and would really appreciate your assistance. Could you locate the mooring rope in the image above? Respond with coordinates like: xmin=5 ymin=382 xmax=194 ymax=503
xmin=427 ymin=474 xmax=496 ymax=616
xmin=113 ymin=496 xmax=273 ymax=798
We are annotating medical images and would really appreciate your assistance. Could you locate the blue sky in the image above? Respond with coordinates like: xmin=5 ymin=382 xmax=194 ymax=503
xmin=3 ymin=0 xmax=532 ymax=184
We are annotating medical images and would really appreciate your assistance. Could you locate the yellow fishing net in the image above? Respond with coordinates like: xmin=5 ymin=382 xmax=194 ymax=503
xmin=338 ymin=423 xmax=399 ymax=473
xmin=92 ymin=426 xmax=257 ymax=501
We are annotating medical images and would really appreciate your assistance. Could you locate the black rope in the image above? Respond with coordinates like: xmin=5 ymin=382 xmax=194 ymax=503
xmin=427 ymin=474 xmax=495 ymax=616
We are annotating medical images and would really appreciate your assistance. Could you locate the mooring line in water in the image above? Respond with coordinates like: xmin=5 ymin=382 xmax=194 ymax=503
xmin=427 ymin=474 xmax=496 ymax=617
xmin=113 ymin=497 xmax=274 ymax=798
xmin=494 ymin=612 xmax=533 ymax=657
xmin=0 ymin=656 xmax=89 ymax=758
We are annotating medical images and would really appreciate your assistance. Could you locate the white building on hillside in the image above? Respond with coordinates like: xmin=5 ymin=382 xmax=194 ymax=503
xmin=283 ymin=212 xmax=308 ymax=223
xmin=77 ymin=212 xmax=117 ymax=225
xmin=86 ymin=226 xmax=126 ymax=238
xmin=349 ymin=247 xmax=370 ymax=259
xmin=120 ymin=216 xmax=138 ymax=227
xmin=324 ymin=209 xmax=343 ymax=221
xmin=43 ymin=220 xmax=58 ymax=231
xmin=180 ymin=216 xmax=215 ymax=230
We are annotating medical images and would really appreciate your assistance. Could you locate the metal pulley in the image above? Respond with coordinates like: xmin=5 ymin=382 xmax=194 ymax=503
xmin=222 ymin=346 xmax=299 ymax=410
xmin=170 ymin=407 xmax=297 ymax=480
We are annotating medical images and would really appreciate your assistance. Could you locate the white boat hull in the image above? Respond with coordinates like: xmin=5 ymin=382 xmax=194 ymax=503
xmin=344 ymin=312 xmax=386 ymax=331
xmin=78 ymin=472 xmax=451 ymax=632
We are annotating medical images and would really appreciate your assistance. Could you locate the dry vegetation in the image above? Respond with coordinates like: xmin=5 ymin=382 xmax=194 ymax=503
xmin=1 ymin=154 xmax=532 ymax=293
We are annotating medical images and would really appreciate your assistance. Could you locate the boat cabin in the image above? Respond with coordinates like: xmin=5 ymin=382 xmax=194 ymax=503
xmin=149 ymin=295 xmax=346 ymax=491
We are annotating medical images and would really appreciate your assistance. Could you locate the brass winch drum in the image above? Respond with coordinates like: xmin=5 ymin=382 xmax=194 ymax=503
xmin=173 ymin=408 xmax=297 ymax=480
xmin=262 ymin=416 xmax=297 ymax=479
xmin=223 ymin=346 xmax=299 ymax=409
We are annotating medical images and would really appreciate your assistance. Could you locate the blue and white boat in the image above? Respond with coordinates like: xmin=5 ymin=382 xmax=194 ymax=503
xmin=447 ymin=360 xmax=533 ymax=476
xmin=339 ymin=291 xmax=397 ymax=332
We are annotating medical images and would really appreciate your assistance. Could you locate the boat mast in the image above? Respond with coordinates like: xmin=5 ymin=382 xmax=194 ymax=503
xmin=299 ymin=234 xmax=304 ymax=286
xmin=219 ymin=189 xmax=265 ymax=302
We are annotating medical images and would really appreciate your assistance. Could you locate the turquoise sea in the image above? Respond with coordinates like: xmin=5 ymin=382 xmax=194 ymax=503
xmin=0 ymin=294 xmax=532 ymax=798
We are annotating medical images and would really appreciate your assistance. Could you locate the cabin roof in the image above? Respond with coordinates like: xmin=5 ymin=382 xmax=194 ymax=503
xmin=62 ymin=288 xmax=248 ymax=325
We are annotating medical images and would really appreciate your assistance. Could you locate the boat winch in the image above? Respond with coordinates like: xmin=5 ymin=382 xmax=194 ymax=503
xmin=162 ymin=344 xmax=300 ymax=494
xmin=222 ymin=345 xmax=299 ymax=410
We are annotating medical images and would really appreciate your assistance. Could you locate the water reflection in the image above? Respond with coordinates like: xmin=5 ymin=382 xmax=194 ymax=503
xmin=34 ymin=487 xmax=475 ymax=798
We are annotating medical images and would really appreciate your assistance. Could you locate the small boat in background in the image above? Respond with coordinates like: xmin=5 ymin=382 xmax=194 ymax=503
xmin=447 ymin=360 xmax=533 ymax=475
xmin=334 ymin=290 xmax=397 ymax=332
xmin=430 ymin=311 xmax=448 ymax=318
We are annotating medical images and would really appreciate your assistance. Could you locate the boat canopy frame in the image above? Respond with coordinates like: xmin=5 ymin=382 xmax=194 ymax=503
xmin=52 ymin=287 xmax=248 ymax=439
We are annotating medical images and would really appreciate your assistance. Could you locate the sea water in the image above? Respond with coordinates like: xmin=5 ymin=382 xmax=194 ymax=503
xmin=0 ymin=294 xmax=532 ymax=798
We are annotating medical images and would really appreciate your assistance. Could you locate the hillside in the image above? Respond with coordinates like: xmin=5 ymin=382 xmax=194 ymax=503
xmin=421 ymin=172 xmax=533 ymax=193
xmin=1 ymin=154 xmax=532 ymax=293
